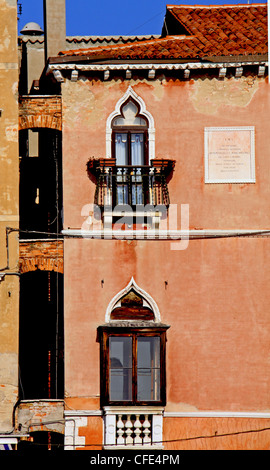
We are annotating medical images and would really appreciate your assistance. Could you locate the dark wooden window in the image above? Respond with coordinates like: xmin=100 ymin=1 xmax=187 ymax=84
xmin=111 ymin=99 xmax=149 ymax=167
xmin=98 ymin=327 xmax=167 ymax=407
xmin=112 ymin=130 xmax=149 ymax=166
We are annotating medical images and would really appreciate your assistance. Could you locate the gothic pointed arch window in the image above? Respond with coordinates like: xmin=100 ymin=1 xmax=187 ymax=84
xmin=106 ymin=86 xmax=155 ymax=161
xmin=86 ymin=87 xmax=174 ymax=221
xmin=111 ymin=92 xmax=150 ymax=207
xmin=112 ymin=98 xmax=149 ymax=166
xmin=98 ymin=278 xmax=169 ymax=407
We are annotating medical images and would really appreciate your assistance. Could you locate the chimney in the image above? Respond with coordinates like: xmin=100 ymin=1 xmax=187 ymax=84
xmin=43 ymin=0 xmax=66 ymax=62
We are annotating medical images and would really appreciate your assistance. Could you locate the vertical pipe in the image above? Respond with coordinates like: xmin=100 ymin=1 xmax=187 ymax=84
xmin=47 ymin=348 xmax=52 ymax=451
xmin=48 ymin=350 xmax=51 ymax=398
xmin=54 ymin=132 xmax=59 ymax=399
xmin=48 ymin=352 xmax=52 ymax=448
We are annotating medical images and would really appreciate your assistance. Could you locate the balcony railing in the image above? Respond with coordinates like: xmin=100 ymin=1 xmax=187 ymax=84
xmin=103 ymin=406 xmax=164 ymax=449
xmin=94 ymin=165 xmax=170 ymax=209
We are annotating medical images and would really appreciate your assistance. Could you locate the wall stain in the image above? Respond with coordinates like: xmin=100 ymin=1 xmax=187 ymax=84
xmin=189 ymin=75 xmax=262 ymax=115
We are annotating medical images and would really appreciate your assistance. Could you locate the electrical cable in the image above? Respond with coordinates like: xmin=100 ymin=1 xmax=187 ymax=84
xmin=5 ymin=226 xmax=270 ymax=239
xmin=127 ymin=10 xmax=166 ymax=35
xmin=16 ymin=417 xmax=270 ymax=449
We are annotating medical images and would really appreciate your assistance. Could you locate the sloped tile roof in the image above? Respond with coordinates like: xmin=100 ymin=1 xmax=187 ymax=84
xmin=58 ymin=4 xmax=267 ymax=60
xmin=168 ymin=4 xmax=267 ymax=56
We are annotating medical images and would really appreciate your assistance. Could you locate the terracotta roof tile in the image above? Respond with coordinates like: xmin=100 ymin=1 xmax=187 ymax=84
xmin=59 ymin=4 xmax=267 ymax=60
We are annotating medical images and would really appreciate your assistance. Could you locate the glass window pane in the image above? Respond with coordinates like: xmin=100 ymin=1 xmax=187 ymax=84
xmin=137 ymin=337 xmax=160 ymax=401
xmin=131 ymin=133 xmax=144 ymax=166
xmin=115 ymin=133 xmax=128 ymax=166
xmin=131 ymin=134 xmax=144 ymax=204
xmin=116 ymin=184 xmax=129 ymax=205
xmin=138 ymin=337 xmax=160 ymax=368
xmin=109 ymin=337 xmax=132 ymax=401
xmin=137 ymin=369 xmax=160 ymax=401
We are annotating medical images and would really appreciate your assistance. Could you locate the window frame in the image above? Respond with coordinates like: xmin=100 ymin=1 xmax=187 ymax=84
xmin=98 ymin=326 xmax=167 ymax=407
xmin=111 ymin=128 xmax=149 ymax=166
xmin=111 ymin=97 xmax=149 ymax=166
xmin=111 ymin=127 xmax=150 ymax=208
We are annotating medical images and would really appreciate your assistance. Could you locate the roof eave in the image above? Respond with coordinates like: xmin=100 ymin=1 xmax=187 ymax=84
xmin=47 ymin=53 xmax=268 ymax=66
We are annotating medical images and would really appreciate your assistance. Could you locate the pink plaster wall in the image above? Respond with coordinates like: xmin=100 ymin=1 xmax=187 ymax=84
xmin=62 ymin=75 xmax=270 ymax=412
xmin=62 ymin=77 xmax=270 ymax=231
xmin=64 ymin=236 xmax=270 ymax=411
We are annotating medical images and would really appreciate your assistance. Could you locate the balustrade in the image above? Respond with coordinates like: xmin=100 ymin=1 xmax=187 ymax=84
xmin=103 ymin=407 xmax=164 ymax=449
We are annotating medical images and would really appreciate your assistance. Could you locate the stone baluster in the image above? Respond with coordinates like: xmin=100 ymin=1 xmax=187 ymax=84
xmin=142 ymin=414 xmax=151 ymax=445
xmin=125 ymin=415 xmax=133 ymax=445
xmin=116 ymin=415 xmax=125 ymax=445
xmin=134 ymin=415 xmax=142 ymax=445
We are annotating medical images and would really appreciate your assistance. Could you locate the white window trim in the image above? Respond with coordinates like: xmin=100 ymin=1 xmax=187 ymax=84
xmin=105 ymin=276 xmax=161 ymax=323
xmin=106 ymin=86 xmax=155 ymax=159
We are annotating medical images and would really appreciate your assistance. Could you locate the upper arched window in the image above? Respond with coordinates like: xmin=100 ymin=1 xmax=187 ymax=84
xmin=105 ymin=86 xmax=155 ymax=161
xmin=112 ymin=98 xmax=149 ymax=167
xmin=112 ymin=100 xmax=148 ymax=127
xmin=87 ymin=87 xmax=172 ymax=213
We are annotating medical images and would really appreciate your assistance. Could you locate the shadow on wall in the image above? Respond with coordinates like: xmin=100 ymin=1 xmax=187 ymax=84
xmin=19 ymin=270 xmax=64 ymax=400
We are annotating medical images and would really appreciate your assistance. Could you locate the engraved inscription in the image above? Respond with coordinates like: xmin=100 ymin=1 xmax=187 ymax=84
xmin=204 ymin=127 xmax=255 ymax=183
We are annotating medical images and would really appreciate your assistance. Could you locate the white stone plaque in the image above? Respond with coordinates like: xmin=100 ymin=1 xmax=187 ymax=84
xmin=204 ymin=126 xmax=255 ymax=183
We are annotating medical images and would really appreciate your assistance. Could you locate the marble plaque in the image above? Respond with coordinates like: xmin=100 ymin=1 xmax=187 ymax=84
xmin=204 ymin=127 xmax=255 ymax=183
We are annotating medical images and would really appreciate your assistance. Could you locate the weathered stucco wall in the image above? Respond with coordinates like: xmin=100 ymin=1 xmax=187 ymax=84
xmin=62 ymin=75 xmax=270 ymax=231
xmin=62 ymin=73 xmax=270 ymax=449
xmin=63 ymin=236 xmax=270 ymax=412
xmin=0 ymin=0 xmax=19 ymax=433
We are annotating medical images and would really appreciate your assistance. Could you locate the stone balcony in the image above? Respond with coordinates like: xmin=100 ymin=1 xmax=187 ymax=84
xmin=103 ymin=406 xmax=164 ymax=449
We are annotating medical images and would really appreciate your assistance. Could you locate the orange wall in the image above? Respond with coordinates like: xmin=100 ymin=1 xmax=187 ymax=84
xmin=64 ymin=236 xmax=270 ymax=412
xmin=73 ymin=414 xmax=270 ymax=450
xmin=62 ymin=74 xmax=270 ymax=415
xmin=162 ymin=416 xmax=270 ymax=450
xmin=62 ymin=76 xmax=270 ymax=231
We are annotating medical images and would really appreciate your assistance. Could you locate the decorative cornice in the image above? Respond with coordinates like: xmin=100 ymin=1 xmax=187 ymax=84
xmin=47 ymin=61 xmax=267 ymax=82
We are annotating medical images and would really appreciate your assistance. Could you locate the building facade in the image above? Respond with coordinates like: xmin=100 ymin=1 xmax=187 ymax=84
xmin=51 ymin=3 xmax=270 ymax=450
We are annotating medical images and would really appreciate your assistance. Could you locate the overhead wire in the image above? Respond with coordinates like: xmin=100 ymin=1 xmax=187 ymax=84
xmin=18 ymin=422 xmax=270 ymax=449
xmin=127 ymin=10 xmax=166 ymax=35
xmin=5 ymin=226 xmax=270 ymax=240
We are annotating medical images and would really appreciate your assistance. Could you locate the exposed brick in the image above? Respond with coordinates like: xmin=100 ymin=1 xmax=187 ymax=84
xmin=19 ymin=96 xmax=62 ymax=131
xmin=18 ymin=400 xmax=64 ymax=434
xmin=19 ymin=240 xmax=63 ymax=274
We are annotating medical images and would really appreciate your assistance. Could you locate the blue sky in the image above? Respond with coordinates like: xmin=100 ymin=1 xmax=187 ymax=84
xmin=17 ymin=0 xmax=267 ymax=37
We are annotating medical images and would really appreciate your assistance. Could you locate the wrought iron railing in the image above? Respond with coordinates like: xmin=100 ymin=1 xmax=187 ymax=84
xmin=94 ymin=165 xmax=170 ymax=209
